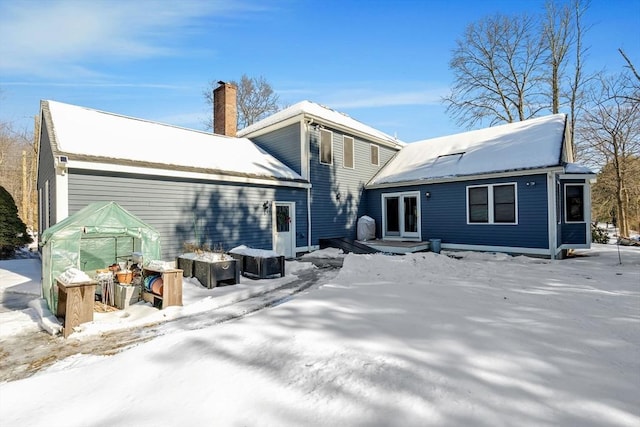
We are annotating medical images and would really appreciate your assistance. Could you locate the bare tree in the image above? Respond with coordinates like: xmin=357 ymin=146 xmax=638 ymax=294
xmin=204 ymin=74 xmax=280 ymax=130
xmin=0 ymin=120 xmax=36 ymax=230
xmin=618 ymin=48 xmax=640 ymax=104
xmin=444 ymin=13 xmax=547 ymax=128
xmin=542 ymin=0 xmax=590 ymax=151
xmin=577 ymin=72 xmax=640 ymax=237
xmin=445 ymin=1 xmax=590 ymax=132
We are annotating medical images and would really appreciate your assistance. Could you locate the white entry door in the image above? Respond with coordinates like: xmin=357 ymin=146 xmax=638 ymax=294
xmin=273 ymin=202 xmax=296 ymax=258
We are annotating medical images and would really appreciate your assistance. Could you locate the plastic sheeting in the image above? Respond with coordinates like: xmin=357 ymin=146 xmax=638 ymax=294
xmin=357 ymin=215 xmax=376 ymax=241
xmin=40 ymin=201 xmax=161 ymax=313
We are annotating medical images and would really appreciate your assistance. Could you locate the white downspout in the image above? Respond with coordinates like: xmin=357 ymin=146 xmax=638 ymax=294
xmin=547 ymin=171 xmax=557 ymax=259
xmin=303 ymin=119 xmax=313 ymax=252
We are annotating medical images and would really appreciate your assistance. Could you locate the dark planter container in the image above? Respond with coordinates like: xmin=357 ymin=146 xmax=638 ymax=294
xmin=193 ymin=259 xmax=239 ymax=288
xmin=229 ymin=254 xmax=285 ymax=279
xmin=176 ymin=255 xmax=195 ymax=278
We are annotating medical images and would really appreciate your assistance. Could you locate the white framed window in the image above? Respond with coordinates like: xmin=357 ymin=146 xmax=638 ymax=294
xmin=370 ymin=144 xmax=379 ymax=166
xmin=565 ymin=184 xmax=585 ymax=223
xmin=467 ymin=183 xmax=517 ymax=225
xmin=382 ymin=191 xmax=421 ymax=239
xmin=343 ymin=136 xmax=354 ymax=169
xmin=319 ymin=129 xmax=333 ymax=165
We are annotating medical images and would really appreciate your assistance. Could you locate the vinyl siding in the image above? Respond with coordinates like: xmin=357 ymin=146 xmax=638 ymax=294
xmin=37 ymin=121 xmax=57 ymax=233
xmin=309 ymin=126 xmax=398 ymax=244
xmin=366 ymin=174 xmax=550 ymax=249
xmin=249 ymin=123 xmax=303 ymax=175
xmin=67 ymin=170 xmax=308 ymax=259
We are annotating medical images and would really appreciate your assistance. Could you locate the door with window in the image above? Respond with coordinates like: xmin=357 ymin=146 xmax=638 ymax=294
xmin=273 ymin=202 xmax=296 ymax=258
xmin=382 ymin=192 xmax=420 ymax=240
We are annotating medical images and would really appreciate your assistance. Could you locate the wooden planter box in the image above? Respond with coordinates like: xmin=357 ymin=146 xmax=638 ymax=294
xmin=229 ymin=254 xmax=285 ymax=279
xmin=141 ymin=267 xmax=183 ymax=309
xmin=193 ymin=259 xmax=239 ymax=288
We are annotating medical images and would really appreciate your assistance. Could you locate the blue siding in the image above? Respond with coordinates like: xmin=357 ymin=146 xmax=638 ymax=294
xmin=366 ymin=174 xmax=550 ymax=249
xmin=309 ymin=127 xmax=399 ymax=244
xmin=250 ymin=123 xmax=303 ymax=175
xmin=68 ymin=171 xmax=308 ymax=259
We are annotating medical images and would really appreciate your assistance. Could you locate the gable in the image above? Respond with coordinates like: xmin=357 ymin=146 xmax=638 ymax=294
xmin=238 ymin=100 xmax=405 ymax=150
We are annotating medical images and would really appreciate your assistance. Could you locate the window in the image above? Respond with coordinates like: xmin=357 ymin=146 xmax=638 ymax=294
xmin=343 ymin=136 xmax=354 ymax=169
xmin=467 ymin=183 xmax=517 ymax=224
xmin=371 ymin=144 xmax=379 ymax=166
xmin=493 ymin=184 xmax=516 ymax=223
xmin=565 ymin=184 xmax=585 ymax=222
xmin=320 ymin=129 xmax=332 ymax=165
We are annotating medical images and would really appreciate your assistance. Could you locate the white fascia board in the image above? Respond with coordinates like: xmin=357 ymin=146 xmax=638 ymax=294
xmin=366 ymin=167 xmax=565 ymax=189
xmin=558 ymin=173 xmax=596 ymax=180
xmin=67 ymin=160 xmax=311 ymax=189
xmin=301 ymin=121 xmax=310 ymax=181
xmin=442 ymin=243 xmax=551 ymax=256
xmin=308 ymin=115 xmax=402 ymax=149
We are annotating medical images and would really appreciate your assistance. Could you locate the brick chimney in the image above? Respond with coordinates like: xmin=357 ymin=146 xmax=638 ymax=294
xmin=213 ymin=81 xmax=237 ymax=137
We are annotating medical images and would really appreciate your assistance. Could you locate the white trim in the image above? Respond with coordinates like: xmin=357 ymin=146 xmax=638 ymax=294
xmin=381 ymin=191 xmax=421 ymax=240
xmin=43 ymin=180 xmax=49 ymax=230
xmin=307 ymin=186 xmax=312 ymax=252
xmin=366 ymin=167 xmax=564 ymax=189
xmin=558 ymin=173 xmax=596 ymax=180
xmin=301 ymin=121 xmax=310 ymax=181
xmin=547 ymin=172 xmax=557 ymax=259
xmin=240 ymin=113 xmax=402 ymax=150
xmin=585 ymin=183 xmax=592 ymax=246
xmin=466 ymin=182 xmax=518 ymax=225
xmin=55 ymin=167 xmax=69 ymax=222
xmin=442 ymin=243 xmax=551 ymax=256
xmin=66 ymin=160 xmax=311 ymax=189
xmin=319 ymin=129 xmax=333 ymax=165
xmin=343 ymin=135 xmax=355 ymax=169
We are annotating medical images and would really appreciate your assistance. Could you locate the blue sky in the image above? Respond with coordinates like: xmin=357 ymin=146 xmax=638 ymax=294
xmin=1 ymin=0 xmax=638 ymax=142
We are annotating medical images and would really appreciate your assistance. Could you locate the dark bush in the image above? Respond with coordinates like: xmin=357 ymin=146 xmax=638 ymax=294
xmin=0 ymin=186 xmax=32 ymax=259
xmin=591 ymin=223 xmax=609 ymax=244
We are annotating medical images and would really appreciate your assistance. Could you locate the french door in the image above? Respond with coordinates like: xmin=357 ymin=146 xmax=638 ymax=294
xmin=382 ymin=192 xmax=421 ymax=240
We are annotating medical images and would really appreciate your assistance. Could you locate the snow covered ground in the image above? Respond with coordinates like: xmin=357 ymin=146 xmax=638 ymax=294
xmin=0 ymin=244 xmax=639 ymax=426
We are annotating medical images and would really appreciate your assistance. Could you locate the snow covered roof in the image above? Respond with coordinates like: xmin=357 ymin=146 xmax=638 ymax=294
xmin=237 ymin=100 xmax=405 ymax=148
xmin=565 ymin=163 xmax=595 ymax=174
xmin=368 ymin=114 xmax=570 ymax=187
xmin=41 ymin=100 xmax=305 ymax=182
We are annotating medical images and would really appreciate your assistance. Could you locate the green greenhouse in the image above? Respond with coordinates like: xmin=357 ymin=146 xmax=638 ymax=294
xmin=40 ymin=201 xmax=161 ymax=313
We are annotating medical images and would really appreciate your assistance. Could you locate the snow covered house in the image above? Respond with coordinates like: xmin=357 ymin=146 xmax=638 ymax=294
xmin=36 ymin=96 xmax=310 ymax=260
xmin=37 ymin=82 xmax=595 ymax=261
xmin=365 ymin=114 xmax=596 ymax=259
